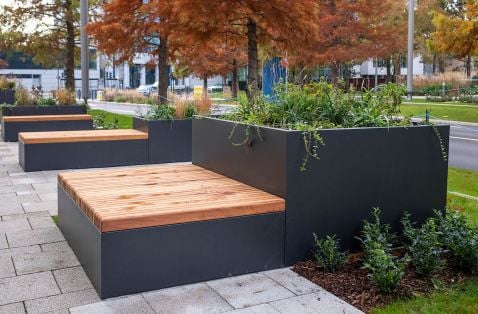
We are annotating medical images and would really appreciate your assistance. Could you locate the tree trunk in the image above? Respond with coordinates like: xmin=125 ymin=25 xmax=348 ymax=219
xmin=392 ymin=55 xmax=401 ymax=83
xmin=158 ymin=36 xmax=168 ymax=105
xmin=64 ymin=0 xmax=76 ymax=91
xmin=232 ymin=58 xmax=239 ymax=98
xmin=385 ymin=58 xmax=392 ymax=83
xmin=202 ymin=77 xmax=208 ymax=97
xmin=465 ymin=55 xmax=472 ymax=78
xmin=247 ymin=18 xmax=259 ymax=100
xmin=330 ymin=62 xmax=338 ymax=85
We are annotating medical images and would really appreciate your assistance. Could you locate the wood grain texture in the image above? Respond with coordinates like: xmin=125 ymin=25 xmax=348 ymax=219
xmin=19 ymin=129 xmax=148 ymax=144
xmin=58 ymin=164 xmax=285 ymax=232
xmin=2 ymin=114 xmax=92 ymax=122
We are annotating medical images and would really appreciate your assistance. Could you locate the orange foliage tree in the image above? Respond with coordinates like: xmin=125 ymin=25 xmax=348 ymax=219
xmin=173 ymin=0 xmax=319 ymax=99
xmin=87 ymin=0 xmax=177 ymax=104
xmin=288 ymin=0 xmax=407 ymax=83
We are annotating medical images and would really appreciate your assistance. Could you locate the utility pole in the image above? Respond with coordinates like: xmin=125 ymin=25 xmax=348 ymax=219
xmin=80 ymin=0 xmax=89 ymax=104
xmin=407 ymin=0 xmax=414 ymax=100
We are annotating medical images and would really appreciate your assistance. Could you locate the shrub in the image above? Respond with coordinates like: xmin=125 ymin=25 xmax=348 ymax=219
xmin=36 ymin=97 xmax=56 ymax=106
xmin=0 ymin=77 xmax=15 ymax=90
xmin=56 ymin=89 xmax=76 ymax=105
xmin=113 ymin=95 xmax=127 ymax=103
xmin=185 ymin=103 xmax=197 ymax=118
xmin=93 ymin=112 xmax=119 ymax=129
xmin=15 ymin=87 xmax=31 ymax=106
xmin=401 ymin=214 xmax=444 ymax=276
xmin=312 ymin=234 xmax=347 ymax=272
xmin=435 ymin=210 xmax=478 ymax=274
xmin=358 ymin=208 xmax=405 ymax=293
xmin=194 ymin=96 xmax=212 ymax=115
xmin=358 ymin=208 xmax=396 ymax=253
xmin=146 ymin=104 xmax=175 ymax=120
xmin=362 ymin=248 xmax=406 ymax=294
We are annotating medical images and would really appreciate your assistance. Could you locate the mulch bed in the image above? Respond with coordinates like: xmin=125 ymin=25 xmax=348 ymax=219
xmin=293 ymin=253 xmax=469 ymax=313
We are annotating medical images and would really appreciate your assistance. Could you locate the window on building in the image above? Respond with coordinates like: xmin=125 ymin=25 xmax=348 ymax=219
xmin=373 ymin=59 xmax=387 ymax=68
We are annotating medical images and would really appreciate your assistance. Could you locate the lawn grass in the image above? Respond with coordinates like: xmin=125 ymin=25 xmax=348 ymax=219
xmin=399 ymin=104 xmax=478 ymax=123
xmin=373 ymin=167 xmax=478 ymax=313
xmin=448 ymin=168 xmax=478 ymax=198
xmin=88 ymin=109 xmax=133 ymax=129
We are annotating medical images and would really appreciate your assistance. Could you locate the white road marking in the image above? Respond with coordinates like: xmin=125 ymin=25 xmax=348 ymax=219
xmin=450 ymin=136 xmax=478 ymax=142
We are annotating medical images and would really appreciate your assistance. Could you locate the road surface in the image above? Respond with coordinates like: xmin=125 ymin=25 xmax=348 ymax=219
xmin=89 ymin=101 xmax=478 ymax=172
xmin=449 ymin=125 xmax=478 ymax=171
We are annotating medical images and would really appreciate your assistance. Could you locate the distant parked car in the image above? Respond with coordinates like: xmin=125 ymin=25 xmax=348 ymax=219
xmin=137 ymin=84 xmax=157 ymax=96
xmin=207 ymin=85 xmax=223 ymax=93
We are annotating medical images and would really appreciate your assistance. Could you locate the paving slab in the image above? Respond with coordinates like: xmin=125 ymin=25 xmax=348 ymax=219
xmin=0 ymin=184 xmax=34 ymax=194
xmin=0 ymin=218 xmax=31 ymax=234
xmin=53 ymin=266 xmax=94 ymax=293
xmin=0 ymin=302 xmax=25 ymax=314
xmin=207 ymin=273 xmax=295 ymax=309
xmin=10 ymin=177 xmax=48 ymax=185
xmin=143 ymin=283 xmax=233 ymax=314
xmin=0 ymin=245 xmax=41 ymax=258
xmin=6 ymin=227 xmax=64 ymax=248
xmin=25 ymin=289 xmax=100 ymax=313
xmin=0 ymin=203 xmax=24 ymax=216
xmin=0 ymin=271 xmax=61 ymax=305
xmin=13 ymin=241 xmax=79 ymax=275
xmin=0 ymin=254 xmax=15 ymax=278
xmin=28 ymin=215 xmax=56 ymax=229
xmin=0 ymin=233 xmax=7 ymax=249
xmin=263 ymin=268 xmax=320 ymax=296
xmin=38 ymin=192 xmax=57 ymax=201
xmin=32 ymin=182 xmax=57 ymax=193
xmin=2 ymin=211 xmax=50 ymax=222
xmin=22 ymin=200 xmax=57 ymax=213
xmin=69 ymin=295 xmax=155 ymax=314
xmin=225 ymin=304 xmax=279 ymax=313
xmin=269 ymin=290 xmax=364 ymax=314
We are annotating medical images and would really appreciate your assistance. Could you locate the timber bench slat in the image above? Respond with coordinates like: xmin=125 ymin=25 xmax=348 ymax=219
xmin=58 ymin=164 xmax=285 ymax=232
xmin=2 ymin=114 xmax=92 ymax=122
xmin=19 ymin=129 xmax=149 ymax=144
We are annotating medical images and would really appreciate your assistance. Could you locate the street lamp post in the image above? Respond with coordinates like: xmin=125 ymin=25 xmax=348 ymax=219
xmin=80 ymin=0 xmax=89 ymax=104
xmin=407 ymin=0 xmax=414 ymax=100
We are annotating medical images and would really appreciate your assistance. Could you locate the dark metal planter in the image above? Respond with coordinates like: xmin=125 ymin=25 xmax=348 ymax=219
xmin=58 ymin=184 xmax=285 ymax=299
xmin=133 ymin=117 xmax=191 ymax=164
xmin=2 ymin=119 xmax=94 ymax=142
xmin=192 ymin=117 xmax=450 ymax=264
xmin=20 ymin=139 xmax=148 ymax=171
xmin=0 ymin=90 xmax=15 ymax=105
xmin=1 ymin=105 xmax=87 ymax=116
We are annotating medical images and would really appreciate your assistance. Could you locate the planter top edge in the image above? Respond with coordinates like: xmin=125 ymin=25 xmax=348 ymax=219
xmin=194 ymin=116 xmax=450 ymax=133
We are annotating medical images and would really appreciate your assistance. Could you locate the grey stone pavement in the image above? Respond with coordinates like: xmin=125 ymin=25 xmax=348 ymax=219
xmin=0 ymin=138 xmax=362 ymax=314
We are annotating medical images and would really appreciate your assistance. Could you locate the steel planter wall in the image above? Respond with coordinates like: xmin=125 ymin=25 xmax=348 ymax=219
xmin=2 ymin=119 xmax=93 ymax=142
xmin=1 ymin=105 xmax=87 ymax=116
xmin=133 ymin=117 xmax=191 ymax=164
xmin=0 ymin=90 xmax=15 ymax=105
xmin=192 ymin=117 xmax=450 ymax=264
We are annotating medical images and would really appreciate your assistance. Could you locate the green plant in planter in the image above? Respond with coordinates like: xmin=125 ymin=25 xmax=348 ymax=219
xmin=146 ymin=104 xmax=175 ymax=120
xmin=36 ymin=97 xmax=56 ymax=106
xmin=435 ymin=210 xmax=478 ymax=274
xmin=313 ymin=234 xmax=347 ymax=272
xmin=401 ymin=213 xmax=444 ymax=276
xmin=15 ymin=87 xmax=31 ymax=106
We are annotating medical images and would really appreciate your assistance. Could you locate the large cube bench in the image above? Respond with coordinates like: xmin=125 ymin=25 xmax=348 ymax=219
xmin=58 ymin=164 xmax=285 ymax=298
xmin=1 ymin=114 xmax=94 ymax=142
xmin=19 ymin=129 xmax=149 ymax=172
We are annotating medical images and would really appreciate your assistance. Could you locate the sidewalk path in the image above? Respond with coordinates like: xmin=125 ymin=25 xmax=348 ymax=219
xmin=0 ymin=139 xmax=362 ymax=314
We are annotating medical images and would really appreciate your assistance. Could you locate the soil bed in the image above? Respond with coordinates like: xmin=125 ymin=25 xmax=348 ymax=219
xmin=293 ymin=253 xmax=470 ymax=313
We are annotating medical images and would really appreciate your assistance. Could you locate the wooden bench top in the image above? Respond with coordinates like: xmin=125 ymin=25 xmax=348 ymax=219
xmin=58 ymin=164 xmax=285 ymax=232
xmin=19 ymin=129 xmax=148 ymax=144
xmin=2 ymin=114 xmax=92 ymax=122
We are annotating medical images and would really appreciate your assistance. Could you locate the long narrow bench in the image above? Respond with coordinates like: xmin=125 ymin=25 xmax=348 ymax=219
xmin=1 ymin=114 xmax=94 ymax=142
xmin=58 ymin=164 xmax=285 ymax=298
xmin=19 ymin=129 xmax=149 ymax=171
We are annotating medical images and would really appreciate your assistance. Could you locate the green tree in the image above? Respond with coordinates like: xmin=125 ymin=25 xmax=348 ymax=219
xmin=0 ymin=0 xmax=103 ymax=91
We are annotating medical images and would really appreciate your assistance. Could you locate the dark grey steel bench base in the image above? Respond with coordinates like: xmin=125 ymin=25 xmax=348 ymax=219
xmin=20 ymin=139 xmax=148 ymax=171
xmin=1 ymin=119 xmax=93 ymax=142
xmin=58 ymin=184 xmax=285 ymax=299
